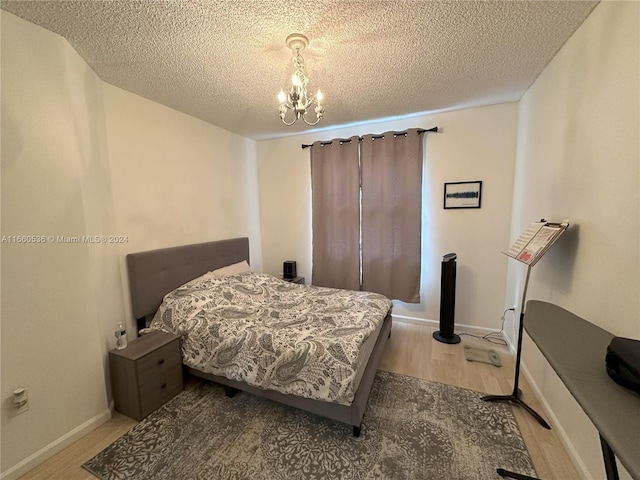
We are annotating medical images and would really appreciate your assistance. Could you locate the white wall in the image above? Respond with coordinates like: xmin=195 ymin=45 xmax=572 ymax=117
xmin=1 ymin=11 xmax=111 ymax=476
xmin=257 ymin=103 xmax=519 ymax=331
xmin=0 ymin=11 xmax=262 ymax=478
xmin=508 ymin=2 xmax=639 ymax=479
xmin=103 ymin=83 xmax=264 ymax=331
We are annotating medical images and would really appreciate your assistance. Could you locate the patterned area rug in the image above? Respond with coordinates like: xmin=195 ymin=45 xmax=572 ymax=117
xmin=84 ymin=371 xmax=536 ymax=479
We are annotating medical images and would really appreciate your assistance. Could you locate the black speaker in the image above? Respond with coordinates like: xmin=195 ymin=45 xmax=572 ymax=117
xmin=433 ymin=253 xmax=460 ymax=344
xmin=283 ymin=261 xmax=297 ymax=279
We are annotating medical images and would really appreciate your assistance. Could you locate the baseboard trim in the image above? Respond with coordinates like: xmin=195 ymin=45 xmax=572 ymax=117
xmin=0 ymin=409 xmax=112 ymax=480
xmin=391 ymin=314 xmax=438 ymax=327
xmin=392 ymin=314 xmax=506 ymax=337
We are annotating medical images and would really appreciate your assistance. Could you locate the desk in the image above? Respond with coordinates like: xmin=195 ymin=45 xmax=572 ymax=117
xmin=524 ymin=301 xmax=640 ymax=479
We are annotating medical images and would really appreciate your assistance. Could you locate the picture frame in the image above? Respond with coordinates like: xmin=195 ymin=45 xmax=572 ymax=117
xmin=443 ymin=181 xmax=482 ymax=209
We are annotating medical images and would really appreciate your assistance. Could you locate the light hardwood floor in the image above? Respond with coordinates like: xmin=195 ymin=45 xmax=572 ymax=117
xmin=19 ymin=320 xmax=581 ymax=479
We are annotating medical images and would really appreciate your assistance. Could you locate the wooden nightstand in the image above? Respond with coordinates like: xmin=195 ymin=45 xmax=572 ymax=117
xmin=109 ymin=330 xmax=183 ymax=421
xmin=285 ymin=276 xmax=305 ymax=285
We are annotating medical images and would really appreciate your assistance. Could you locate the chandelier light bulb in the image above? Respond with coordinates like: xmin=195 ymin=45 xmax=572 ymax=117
xmin=278 ymin=89 xmax=286 ymax=103
xmin=316 ymin=89 xmax=323 ymax=104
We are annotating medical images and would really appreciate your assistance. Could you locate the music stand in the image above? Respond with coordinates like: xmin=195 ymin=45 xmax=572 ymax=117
xmin=482 ymin=263 xmax=550 ymax=429
xmin=482 ymin=220 xmax=569 ymax=480
xmin=483 ymin=222 xmax=569 ymax=420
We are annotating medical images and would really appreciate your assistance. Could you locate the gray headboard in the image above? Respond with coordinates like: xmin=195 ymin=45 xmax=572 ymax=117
xmin=126 ymin=237 xmax=249 ymax=330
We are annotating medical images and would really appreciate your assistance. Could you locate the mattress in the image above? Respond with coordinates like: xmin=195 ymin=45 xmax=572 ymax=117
xmin=150 ymin=271 xmax=392 ymax=405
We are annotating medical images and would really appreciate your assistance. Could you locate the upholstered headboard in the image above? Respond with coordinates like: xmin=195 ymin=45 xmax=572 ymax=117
xmin=126 ymin=237 xmax=249 ymax=331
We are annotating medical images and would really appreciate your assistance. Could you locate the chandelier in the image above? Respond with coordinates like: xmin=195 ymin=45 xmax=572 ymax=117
xmin=278 ymin=33 xmax=324 ymax=126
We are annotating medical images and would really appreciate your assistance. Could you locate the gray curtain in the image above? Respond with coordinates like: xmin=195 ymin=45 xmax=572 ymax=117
xmin=311 ymin=137 xmax=360 ymax=290
xmin=360 ymin=129 xmax=423 ymax=302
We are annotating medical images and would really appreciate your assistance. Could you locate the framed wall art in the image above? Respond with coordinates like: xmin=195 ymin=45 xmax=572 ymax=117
xmin=444 ymin=181 xmax=482 ymax=209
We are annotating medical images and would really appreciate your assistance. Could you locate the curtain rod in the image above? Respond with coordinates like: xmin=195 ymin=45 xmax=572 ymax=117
xmin=301 ymin=126 xmax=438 ymax=149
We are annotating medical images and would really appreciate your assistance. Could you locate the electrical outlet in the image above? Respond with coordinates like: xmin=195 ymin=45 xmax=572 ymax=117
xmin=14 ymin=401 xmax=29 ymax=415
xmin=12 ymin=388 xmax=29 ymax=415
xmin=7 ymin=388 xmax=29 ymax=417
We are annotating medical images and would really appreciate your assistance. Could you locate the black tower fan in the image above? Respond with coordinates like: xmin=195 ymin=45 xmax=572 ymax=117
xmin=433 ymin=253 xmax=461 ymax=344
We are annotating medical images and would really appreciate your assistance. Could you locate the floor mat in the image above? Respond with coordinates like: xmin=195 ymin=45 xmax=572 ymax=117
xmin=464 ymin=345 xmax=502 ymax=367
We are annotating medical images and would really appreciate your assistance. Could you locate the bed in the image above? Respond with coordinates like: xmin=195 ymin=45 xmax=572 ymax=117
xmin=126 ymin=237 xmax=393 ymax=436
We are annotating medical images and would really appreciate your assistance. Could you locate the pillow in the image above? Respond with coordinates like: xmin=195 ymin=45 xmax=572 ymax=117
xmin=187 ymin=270 xmax=218 ymax=284
xmin=212 ymin=260 xmax=251 ymax=277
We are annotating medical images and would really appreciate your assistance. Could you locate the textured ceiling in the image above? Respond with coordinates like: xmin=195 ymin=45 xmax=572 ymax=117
xmin=1 ymin=0 xmax=599 ymax=140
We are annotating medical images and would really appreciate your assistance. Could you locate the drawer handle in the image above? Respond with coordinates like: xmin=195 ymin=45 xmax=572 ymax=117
xmin=158 ymin=358 xmax=165 ymax=366
xmin=161 ymin=382 xmax=167 ymax=389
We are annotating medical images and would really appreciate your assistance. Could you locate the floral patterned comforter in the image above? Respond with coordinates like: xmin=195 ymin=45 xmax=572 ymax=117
xmin=150 ymin=272 xmax=392 ymax=405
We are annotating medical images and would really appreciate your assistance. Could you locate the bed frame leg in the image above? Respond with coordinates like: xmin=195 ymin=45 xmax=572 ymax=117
xmin=352 ymin=425 xmax=361 ymax=437
xmin=224 ymin=386 xmax=239 ymax=398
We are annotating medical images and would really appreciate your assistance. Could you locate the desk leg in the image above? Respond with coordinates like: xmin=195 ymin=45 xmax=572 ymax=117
xmin=600 ymin=435 xmax=619 ymax=480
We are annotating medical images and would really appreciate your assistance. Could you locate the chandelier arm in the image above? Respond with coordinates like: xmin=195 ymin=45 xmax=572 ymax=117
xmin=301 ymin=114 xmax=321 ymax=126
xmin=279 ymin=109 xmax=300 ymax=126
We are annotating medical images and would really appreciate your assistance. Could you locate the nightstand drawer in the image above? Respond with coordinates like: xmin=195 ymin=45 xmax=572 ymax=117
xmin=137 ymin=341 xmax=181 ymax=385
xmin=139 ymin=364 xmax=183 ymax=418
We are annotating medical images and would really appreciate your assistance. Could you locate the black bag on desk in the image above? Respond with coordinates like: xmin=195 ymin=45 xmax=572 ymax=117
xmin=605 ymin=337 xmax=640 ymax=394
